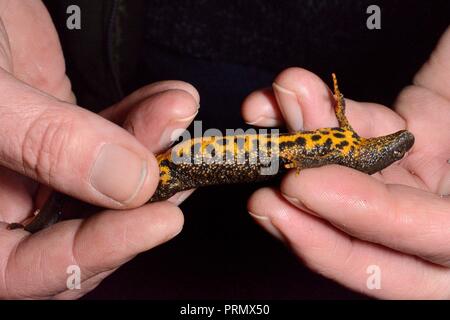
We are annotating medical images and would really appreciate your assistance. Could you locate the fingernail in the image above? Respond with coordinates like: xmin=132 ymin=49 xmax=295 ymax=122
xmin=90 ymin=144 xmax=148 ymax=204
xmin=159 ymin=110 xmax=198 ymax=149
xmin=248 ymin=211 xmax=285 ymax=241
xmin=169 ymin=189 xmax=195 ymax=205
xmin=246 ymin=116 xmax=280 ymax=127
xmin=281 ymin=193 xmax=317 ymax=216
xmin=248 ymin=211 xmax=270 ymax=220
xmin=281 ymin=193 xmax=301 ymax=206
xmin=177 ymin=109 xmax=199 ymax=122
xmin=273 ymin=82 xmax=303 ymax=131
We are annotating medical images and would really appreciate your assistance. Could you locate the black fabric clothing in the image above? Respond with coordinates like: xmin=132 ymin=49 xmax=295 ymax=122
xmin=43 ymin=0 xmax=449 ymax=299
xmin=143 ymin=0 xmax=448 ymax=104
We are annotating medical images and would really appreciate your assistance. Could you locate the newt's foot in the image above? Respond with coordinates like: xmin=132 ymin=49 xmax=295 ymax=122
xmin=331 ymin=73 xmax=353 ymax=131
xmin=284 ymin=162 xmax=296 ymax=169
xmin=284 ymin=160 xmax=302 ymax=175
xmin=7 ymin=223 xmax=25 ymax=230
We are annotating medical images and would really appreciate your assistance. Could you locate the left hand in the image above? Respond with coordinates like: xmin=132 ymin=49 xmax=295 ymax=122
xmin=241 ymin=28 xmax=450 ymax=299
xmin=0 ymin=0 xmax=199 ymax=299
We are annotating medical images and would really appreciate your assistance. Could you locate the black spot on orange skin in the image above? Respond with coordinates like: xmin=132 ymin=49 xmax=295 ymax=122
xmin=312 ymin=135 xmax=322 ymax=141
xmin=333 ymin=132 xmax=346 ymax=138
xmin=281 ymin=141 xmax=296 ymax=148
xmin=320 ymin=130 xmax=330 ymax=135
xmin=335 ymin=140 xmax=349 ymax=149
xmin=296 ymin=137 xmax=306 ymax=146
xmin=334 ymin=127 xmax=345 ymax=132
xmin=159 ymin=159 xmax=171 ymax=167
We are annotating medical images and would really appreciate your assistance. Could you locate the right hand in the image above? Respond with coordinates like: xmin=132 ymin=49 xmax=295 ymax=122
xmin=242 ymin=27 xmax=450 ymax=299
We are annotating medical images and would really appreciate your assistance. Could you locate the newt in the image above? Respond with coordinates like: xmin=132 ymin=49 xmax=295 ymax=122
xmin=9 ymin=74 xmax=415 ymax=233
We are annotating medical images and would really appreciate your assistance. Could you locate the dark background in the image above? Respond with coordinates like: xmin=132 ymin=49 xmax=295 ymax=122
xmin=43 ymin=0 xmax=449 ymax=299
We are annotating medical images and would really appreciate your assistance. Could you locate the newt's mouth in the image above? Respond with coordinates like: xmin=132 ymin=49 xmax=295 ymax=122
xmin=392 ymin=130 xmax=415 ymax=159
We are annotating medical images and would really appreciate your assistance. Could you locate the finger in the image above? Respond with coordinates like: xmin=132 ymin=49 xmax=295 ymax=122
xmin=273 ymin=68 xmax=336 ymax=131
xmin=117 ymin=88 xmax=200 ymax=206
xmin=121 ymin=89 xmax=199 ymax=153
xmin=242 ymin=88 xmax=284 ymax=127
xmin=243 ymin=68 xmax=335 ymax=131
xmin=73 ymin=201 xmax=183 ymax=274
xmin=102 ymin=81 xmax=199 ymax=125
xmin=103 ymin=82 xmax=200 ymax=204
xmin=414 ymin=26 xmax=450 ymax=102
xmin=0 ymin=69 xmax=159 ymax=210
xmin=0 ymin=0 xmax=74 ymax=102
xmin=376 ymin=162 xmax=428 ymax=190
xmin=0 ymin=168 xmax=36 ymax=222
xmin=165 ymin=188 xmax=196 ymax=206
xmin=280 ymin=166 xmax=450 ymax=266
xmin=53 ymin=269 xmax=115 ymax=299
xmin=395 ymin=85 xmax=450 ymax=195
xmin=0 ymin=201 xmax=183 ymax=299
xmin=247 ymin=187 xmax=450 ymax=299
xmin=242 ymin=68 xmax=407 ymax=137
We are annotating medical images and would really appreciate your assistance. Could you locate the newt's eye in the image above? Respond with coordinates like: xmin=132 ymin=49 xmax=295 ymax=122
xmin=393 ymin=150 xmax=404 ymax=159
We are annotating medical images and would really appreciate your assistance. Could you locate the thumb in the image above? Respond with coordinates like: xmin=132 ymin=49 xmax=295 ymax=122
xmin=0 ymin=69 xmax=158 ymax=209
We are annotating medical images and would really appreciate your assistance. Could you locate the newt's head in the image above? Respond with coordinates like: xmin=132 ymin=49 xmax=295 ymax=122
xmin=353 ymin=130 xmax=414 ymax=174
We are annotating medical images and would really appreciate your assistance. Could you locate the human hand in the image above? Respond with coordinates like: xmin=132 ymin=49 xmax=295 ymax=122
xmin=0 ymin=1 xmax=199 ymax=299
xmin=242 ymin=27 xmax=450 ymax=299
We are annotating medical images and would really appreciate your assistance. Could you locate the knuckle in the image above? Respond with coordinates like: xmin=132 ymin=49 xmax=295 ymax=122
xmin=21 ymin=108 xmax=75 ymax=185
xmin=50 ymin=74 xmax=76 ymax=103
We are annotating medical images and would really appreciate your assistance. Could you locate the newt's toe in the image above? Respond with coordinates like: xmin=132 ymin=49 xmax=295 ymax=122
xmin=7 ymin=223 xmax=25 ymax=230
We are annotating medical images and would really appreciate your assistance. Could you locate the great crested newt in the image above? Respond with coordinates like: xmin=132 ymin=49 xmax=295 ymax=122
xmin=9 ymin=74 xmax=415 ymax=233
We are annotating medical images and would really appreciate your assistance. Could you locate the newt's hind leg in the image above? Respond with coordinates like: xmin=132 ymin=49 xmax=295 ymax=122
xmin=332 ymin=73 xmax=354 ymax=132
xmin=284 ymin=161 xmax=302 ymax=175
